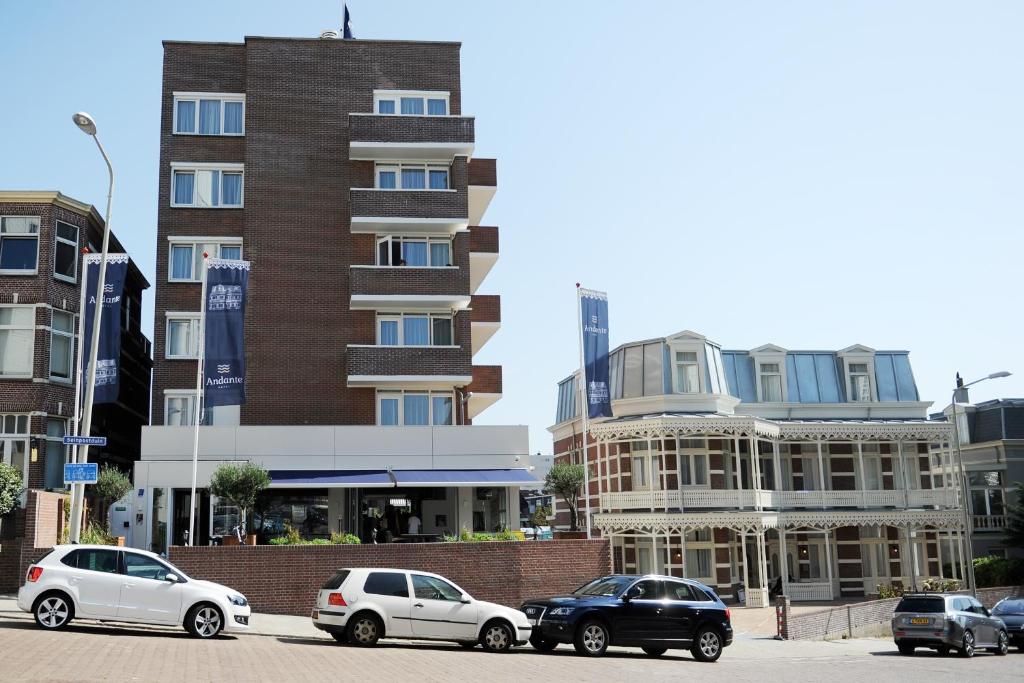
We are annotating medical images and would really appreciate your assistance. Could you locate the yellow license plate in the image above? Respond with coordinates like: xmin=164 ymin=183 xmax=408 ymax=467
xmin=910 ymin=618 xmax=929 ymax=625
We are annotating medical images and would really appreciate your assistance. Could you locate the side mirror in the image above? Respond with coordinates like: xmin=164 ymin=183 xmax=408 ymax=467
xmin=164 ymin=573 xmax=180 ymax=583
xmin=983 ymin=607 xmax=992 ymax=617
xmin=621 ymin=591 xmax=633 ymax=603
xmin=460 ymin=593 xmax=471 ymax=604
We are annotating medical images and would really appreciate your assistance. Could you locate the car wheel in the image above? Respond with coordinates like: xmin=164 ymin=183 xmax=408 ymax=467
xmin=642 ymin=646 xmax=667 ymax=657
xmin=691 ymin=627 xmax=723 ymax=663
xmin=330 ymin=631 xmax=348 ymax=644
xmin=936 ymin=646 xmax=950 ymax=657
xmin=573 ymin=620 xmax=610 ymax=657
xmin=346 ymin=613 xmax=382 ymax=647
xmin=897 ymin=643 xmax=915 ymax=656
xmin=529 ymin=634 xmax=558 ymax=652
xmin=33 ymin=593 xmax=73 ymax=630
xmin=458 ymin=641 xmax=477 ymax=649
xmin=991 ymin=630 xmax=1008 ymax=656
xmin=958 ymin=630 xmax=975 ymax=658
xmin=185 ymin=603 xmax=224 ymax=639
xmin=481 ymin=621 xmax=514 ymax=653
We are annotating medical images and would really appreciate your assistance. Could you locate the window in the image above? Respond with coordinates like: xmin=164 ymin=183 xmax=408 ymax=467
xmin=679 ymin=448 xmax=709 ymax=487
xmin=123 ymin=552 xmax=175 ymax=581
xmin=0 ymin=306 xmax=34 ymax=377
xmin=377 ymin=391 xmax=454 ymax=426
xmin=53 ymin=220 xmax=79 ymax=282
xmin=72 ymin=548 xmax=118 ymax=573
xmin=630 ymin=442 xmax=660 ymax=490
xmin=363 ymin=571 xmax=409 ymax=598
xmin=171 ymin=164 xmax=244 ymax=207
xmin=759 ymin=363 xmax=783 ymax=402
xmin=685 ymin=549 xmax=713 ymax=578
xmin=412 ymin=574 xmax=462 ymax=601
xmin=373 ymin=91 xmax=450 ymax=117
xmin=666 ymin=582 xmax=706 ymax=601
xmin=44 ymin=418 xmax=68 ymax=490
xmin=626 ymin=579 xmax=662 ymax=600
xmin=675 ymin=351 xmax=699 ymax=393
xmin=168 ymin=239 xmax=243 ymax=281
xmin=375 ymin=163 xmax=449 ymax=190
xmin=173 ymin=93 xmax=245 ymax=135
xmin=375 ymin=235 xmax=453 ymax=267
xmin=166 ymin=314 xmax=201 ymax=358
xmin=0 ymin=216 xmax=40 ymax=273
xmin=49 ymin=310 xmax=74 ymax=381
xmin=848 ymin=362 xmax=872 ymax=402
xmin=0 ymin=415 xmax=29 ymax=499
xmin=376 ymin=313 xmax=453 ymax=346
xmin=970 ymin=471 xmax=1004 ymax=517
xmin=165 ymin=394 xmax=196 ymax=426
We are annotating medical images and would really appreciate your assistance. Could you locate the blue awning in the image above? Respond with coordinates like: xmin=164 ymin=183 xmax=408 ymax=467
xmin=268 ymin=470 xmax=394 ymax=488
xmin=392 ymin=469 xmax=541 ymax=487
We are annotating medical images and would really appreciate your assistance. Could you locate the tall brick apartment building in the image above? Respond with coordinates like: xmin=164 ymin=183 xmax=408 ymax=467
xmin=0 ymin=191 xmax=151 ymax=530
xmin=550 ymin=330 xmax=968 ymax=606
xmin=133 ymin=34 xmax=531 ymax=551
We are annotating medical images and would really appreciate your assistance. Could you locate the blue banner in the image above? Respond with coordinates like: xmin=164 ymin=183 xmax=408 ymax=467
xmin=580 ymin=288 xmax=612 ymax=419
xmin=203 ymin=259 xmax=250 ymax=408
xmin=82 ymin=254 xmax=129 ymax=405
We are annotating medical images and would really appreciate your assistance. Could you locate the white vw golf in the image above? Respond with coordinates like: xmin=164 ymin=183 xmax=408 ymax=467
xmin=311 ymin=568 xmax=533 ymax=652
xmin=18 ymin=544 xmax=250 ymax=638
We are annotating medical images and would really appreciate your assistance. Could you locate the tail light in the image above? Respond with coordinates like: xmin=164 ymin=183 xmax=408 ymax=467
xmin=328 ymin=592 xmax=346 ymax=607
xmin=27 ymin=566 xmax=43 ymax=583
xmin=725 ymin=607 xmax=731 ymax=621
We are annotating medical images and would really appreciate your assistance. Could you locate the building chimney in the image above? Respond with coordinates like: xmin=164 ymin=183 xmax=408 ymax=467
xmin=953 ymin=372 xmax=970 ymax=404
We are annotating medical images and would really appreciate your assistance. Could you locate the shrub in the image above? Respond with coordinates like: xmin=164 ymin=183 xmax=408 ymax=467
xmin=208 ymin=462 xmax=271 ymax=536
xmin=974 ymin=555 xmax=1024 ymax=587
xmin=330 ymin=532 xmax=361 ymax=545
xmin=877 ymin=584 xmax=904 ymax=599
xmin=91 ymin=465 xmax=132 ymax=525
xmin=545 ymin=463 xmax=586 ymax=531
xmin=0 ymin=462 xmax=23 ymax=517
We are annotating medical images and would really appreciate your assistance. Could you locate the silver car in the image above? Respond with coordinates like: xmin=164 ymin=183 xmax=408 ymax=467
xmin=892 ymin=593 xmax=1009 ymax=657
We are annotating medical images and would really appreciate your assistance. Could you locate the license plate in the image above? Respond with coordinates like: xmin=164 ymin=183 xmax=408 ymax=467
xmin=311 ymin=610 xmax=319 ymax=619
xmin=910 ymin=618 xmax=929 ymax=625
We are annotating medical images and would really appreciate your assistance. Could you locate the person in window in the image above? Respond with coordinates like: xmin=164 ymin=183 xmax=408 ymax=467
xmin=407 ymin=513 xmax=421 ymax=535
xmin=378 ymin=518 xmax=393 ymax=544
xmin=397 ymin=259 xmax=407 ymax=266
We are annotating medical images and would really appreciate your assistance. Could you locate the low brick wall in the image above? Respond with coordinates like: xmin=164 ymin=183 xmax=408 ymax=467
xmin=778 ymin=585 xmax=1024 ymax=640
xmin=169 ymin=540 xmax=610 ymax=615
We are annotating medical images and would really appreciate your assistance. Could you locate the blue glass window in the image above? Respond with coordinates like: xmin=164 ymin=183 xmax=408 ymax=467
xmin=429 ymin=242 xmax=450 ymax=266
xmin=379 ymin=320 xmax=398 ymax=345
xmin=432 ymin=396 xmax=453 ymax=425
xmin=222 ymin=173 xmax=242 ymax=206
xmin=401 ymin=168 xmax=426 ymax=189
xmin=401 ymin=242 xmax=428 ymax=266
xmin=400 ymin=97 xmax=424 ymax=115
xmin=224 ymin=101 xmax=244 ymax=134
xmin=428 ymin=169 xmax=448 ymax=189
xmin=170 ymin=245 xmax=193 ymax=279
xmin=219 ymin=245 xmax=241 ymax=260
xmin=173 ymin=171 xmax=194 ymax=205
xmin=378 ymin=100 xmax=395 ymax=114
xmin=403 ymin=317 xmax=429 ymax=345
xmin=175 ymin=100 xmax=196 ymax=133
xmin=379 ymin=398 xmax=399 ymax=425
xmin=199 ymin=100 xmax=221 ymax=134
xmin=403 ymin=395 xmax=429 ymax=425
xmin=427 ymin=99 xmax=447 ymax=116
xmin=378 ymin=170 xmax=397 ymax=189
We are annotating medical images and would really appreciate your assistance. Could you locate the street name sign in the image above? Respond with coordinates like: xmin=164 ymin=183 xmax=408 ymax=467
xmin=62 ymin=436 xmax=108 ymax=447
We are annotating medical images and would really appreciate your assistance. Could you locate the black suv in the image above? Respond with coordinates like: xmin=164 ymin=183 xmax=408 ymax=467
xmin=520 ymin=574 xmax=733 ymax=661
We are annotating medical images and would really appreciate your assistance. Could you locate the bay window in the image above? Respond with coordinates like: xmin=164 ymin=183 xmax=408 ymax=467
xmin=0 ymin=216 xmax=40 ymax=274
xmin=171 ymin=164 xmax=244 ymax=208
xmin=0 ymin=306 xmax=34 ymax=377
xmin=173 ymin=93 xmax=245 ymax=135
xmin=375 ymin=163 xmax=449 ymax=190
xmin=377 ymin=391 xmax=454 ymax=426
xmin=49 ymin=310 xmax=75 ymax=381
xmin=54 ymin=220 xmax=79 ymax=282
xmin=168 ymin=239 xmax=242 ymax=281
xmin=165 ymin=314 xmax=201 ymax=359
xmin=376 ymin=313 xmax=453 ymax=346
xmin=675 ymin=351 xmax=699 ymax=393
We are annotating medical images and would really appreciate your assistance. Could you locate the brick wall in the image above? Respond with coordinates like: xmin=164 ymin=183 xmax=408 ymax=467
xmin=0 ymin=490 xmax=69 ymax=591
xmin=346 ymin=345 xmax=472 ymax=378
xmin=169 ymin=539 xmax=610 ymax=615
xmin=350 ymin=186 xmax=468 ymax=220
xmin=349 ymin=114 xmax=474 ymax=143
xmin=468 ymin=158 xmax=497 ymax=187
xmin=350 ymin=265 xmax=469 ymax=297
xmin=470 ymin=295 xmax=501 ymax=323
xmin=468 ymin=365 xmax=503 ymax=395
xmin=469 ymin=225 xmax=499 ymax=254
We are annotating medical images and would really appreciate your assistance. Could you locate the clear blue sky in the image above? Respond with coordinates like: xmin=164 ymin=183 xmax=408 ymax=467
xmin=2 ymin=2 xmax=1022 ymax=454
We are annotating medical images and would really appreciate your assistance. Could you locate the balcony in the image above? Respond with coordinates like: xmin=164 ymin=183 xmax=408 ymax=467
xmin=350 ymin=188 xmax=468 ymax=234
xmin=467 ymin=365 xmax=502 ymax=418
xmin=973 ymin=515 xmax=1007 ymax=531
xmin=469 ymin=226 xmax=499 ymax=293
xmin=349 ymin=266 xmax=470 ymax=311
xmin=349 ymin=114 xmax=475 ymax=161
xmin=470 ymin=295 xmax=501 ymax=355
xmin=468 ymin=158 xmax=496 ymax=226
xmin=345 ymin=345 xmax=471 ymax=388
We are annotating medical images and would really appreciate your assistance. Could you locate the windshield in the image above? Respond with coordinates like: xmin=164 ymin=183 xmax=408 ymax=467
xmin=574 ymin=577 xmax=634 ymax=597
xmin=993 ymin=600 xmax=1024 ymax=615
xmin=157 ymin=556 xmax=190 ymax=581
xmin=895 ymin=598 xmax=945 ymax=614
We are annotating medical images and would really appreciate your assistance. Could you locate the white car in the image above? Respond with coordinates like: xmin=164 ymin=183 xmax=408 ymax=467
xmin=18 ymin=544 xmax=250 ymax=638
xmin=311 ymin=568 xmax=533 ymax=652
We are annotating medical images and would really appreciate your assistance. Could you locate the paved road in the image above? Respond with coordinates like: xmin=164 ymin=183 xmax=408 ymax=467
xmin=1 ymin=606 xmax=1021 ymax=682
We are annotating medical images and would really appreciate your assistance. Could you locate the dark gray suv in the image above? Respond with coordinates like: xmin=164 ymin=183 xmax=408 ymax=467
xmin=892 ymin=593 xmax=1008 ymax=657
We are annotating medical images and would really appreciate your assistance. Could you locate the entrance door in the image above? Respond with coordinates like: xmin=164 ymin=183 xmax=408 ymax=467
xmin=172 ymin=489 xmax=211 ymax=546
xmin=410 ymin=574 xmax=478 ymax=640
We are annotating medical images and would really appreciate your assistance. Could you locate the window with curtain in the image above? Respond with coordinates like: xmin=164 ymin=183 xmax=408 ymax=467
xmin=377 ymin=100 xmax=395 ymax=114
xmin=403 ymin=317 xmax=430 ymax=346
xmin=378 ymin=397 xmax=399 ymax=425
xmin=759 ymin=363 xmax=783 ymax=402
xmin=431 ymin=318 xmax=452 ymax=346
xmin=848 ymin=363 xmax=872 ymax=402
xmin=54 ymin=221 xmax=79 ymax=282
xmin=0 ymin=414 xmax=29 ymax=497
xmin=401 ymin=241 xmax=429 ymax=266
xmin=166 ymin=317 xmax=200 ymax=358
xmin=199 ymin=99 xmax=221 ymax=134
xmin=172 ymin=172 xmax=195 ymax=205
xmin=220 ymin=245 xmax=241 ymax=260
xmin=375 ymin=163 xmax=449 ymax=190
xmin=426 ymin=99 xmax=447 ymax=115
xmin=686 ymin=549 xmax=712 ymax=578
xmin=224 ymin=101 xmax=244 ymax=134
xmin=174 ymin=95 xmax=244 ymax=135
xmin=222 ymin=173 xmax=243 ymax=205
xmin=404 ymin=394 xmax=429 ymax=425
xmin=401 ymin=168 xmax=426 ymax=189
xmin=171 ymin=166 xmax=243 ymax=207
xmin=428 ymin=169 xmax=448 ymax=189
xmin=378 ymin=319 xmax=399 ymax=345
xmin=0 ymin=216 xmax=40 ymax=273
xmin=169 ymin=241 xmax=242 ymax=281
xmin=44 ymin=418 xmax=67 ymax=490
xmin=432 ymin=396 xmax=453 ymax=425
xmin=49 ymin=311 xmax=74 ymax=380
xmin=675 ymin=351 xmax=699 ymax=393
xmin=400 ymin=97 xmax=424 ymax=115
xmin=374 ymin=92 xmax=449 ymax=116
xmin=377 ymin=167 xmax=397 ymax=189
xmin=0 ymin=306 xmax=34 ymax=377
xmin=429 ymin=242 xmax=450 ymax=266
xmin=165 ymin=395 xmax=196 ymax=426
xmin=175 ymin=100 xmax=196 ymax=133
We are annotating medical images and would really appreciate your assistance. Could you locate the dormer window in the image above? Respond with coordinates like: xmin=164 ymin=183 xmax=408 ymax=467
xmin=374 ymin=91 xmax=449 ymax=116
xmin=759 ymin=363 xmax=783 ymax=402
xmin=848 ymin=363 xmax=872 ymax=402
xmin=675 ymin=351 xmax=699 ymax=393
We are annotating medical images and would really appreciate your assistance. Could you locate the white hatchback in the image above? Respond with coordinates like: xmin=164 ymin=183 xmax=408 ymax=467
xmin=312 ymin=568 xmax=533 ymax=652
xmin=18 ymin=544 xmax=251 ymax=638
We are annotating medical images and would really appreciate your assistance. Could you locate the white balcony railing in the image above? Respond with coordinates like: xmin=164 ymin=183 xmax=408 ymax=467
xmin=907 ymin=489 xmax=955 ymax=507
xmin=602 ymin=487 xmax=959 ymax=512
xmin=786 ymin=582 xmax=834 ymax=601
xmin=973 ymin=515 xmax=1007 ymax=530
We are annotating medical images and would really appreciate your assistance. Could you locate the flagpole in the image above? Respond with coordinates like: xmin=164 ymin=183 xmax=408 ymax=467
xmin=575 ymin=284 xmax=592 ymax=540
xmin=187 ymin=254 xmax=209 ymax=547
xmin=67 ymin=252 xmax=90 ymax=538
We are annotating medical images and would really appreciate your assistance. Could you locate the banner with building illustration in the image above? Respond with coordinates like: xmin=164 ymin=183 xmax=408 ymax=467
xmin=203 ymin=258 xmax=250 ymax=408
xmin=579 ymin=288 xmax=612 ymax=419
xmin=82 ymin=253 xmax=129 ymax=405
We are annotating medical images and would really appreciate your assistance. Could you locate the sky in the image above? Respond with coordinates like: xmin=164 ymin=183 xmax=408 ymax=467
xmin=1 ymin=1 xmax=1022 ymax=455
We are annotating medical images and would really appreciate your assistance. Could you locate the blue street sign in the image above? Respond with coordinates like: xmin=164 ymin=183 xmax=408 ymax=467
xmin=64 ymin=462 xmax=99 ymax=485
xmin=62 ymin=435 xmax=107 ymax=447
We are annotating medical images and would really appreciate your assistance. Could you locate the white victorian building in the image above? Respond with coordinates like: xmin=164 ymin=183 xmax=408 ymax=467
xmin=550 ymin=330 xmax=967 ymax=607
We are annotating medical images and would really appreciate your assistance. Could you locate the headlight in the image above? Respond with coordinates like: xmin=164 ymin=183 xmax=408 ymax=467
xmin=549 ymin=607 xmax=574 ymax=616
xmin=228 ymin=594 xmax=248 ymax=607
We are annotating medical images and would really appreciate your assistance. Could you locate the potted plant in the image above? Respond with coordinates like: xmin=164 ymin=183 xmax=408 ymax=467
xmin=208 ymin=462 xmax=270 ymax=545
xmin=544 ymin=463 xmax=587 ymax=539
xmin=0 ymin=462 xmax=23 ymax=538
xmin=91 ymin=465 xmax=133 ymax=545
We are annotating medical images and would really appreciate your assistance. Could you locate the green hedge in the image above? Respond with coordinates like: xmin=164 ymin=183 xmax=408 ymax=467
xmin=973 ymin=555 xmax=1024 ymax=587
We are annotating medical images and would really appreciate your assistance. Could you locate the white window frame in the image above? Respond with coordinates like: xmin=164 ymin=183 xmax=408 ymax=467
xmin=0 ymin=413 xmax=30 ymax=503
xmin=164 ymin=312 xmax=202 ymax=359
xmin=376 ymin=390 xmax=455 ymax=426
xmin=0 ymin=304 xmax=35 ymax=379
xmin=374 ymin=162 xmax=451 ymax=191
xmin=0 ymin=215 xmax=41 ymax=276
xmin=375 ymin=312 xmax=454 ymax=347
xmin=49 ymin=309 xmax=75 ymax=382
xmin=846 ymin=361 xmax=874 ymax=402
xmin=372 ymin=90 xmax=450 ymax=117
xmin=172 ymin=92 xmax=245 ymax=136
xmin=167 ymin=237 xmax=243 ymax=282
xmin=629 ymin=442 xmax=661 ymax=491
xmin=164 ymin=391 xmax=197 ymax=426
xmin=53 ymin=220 xmax=79 ymax=283
xmin=673 ymin=350 xmax=701 ymax=394
xmin=678 ymin=440 xmax=709 ymax=487
xmin=170 ymin=163 xmax=244 ymax=208
xmin=838 ymin=350 xmax=877 ymax=403
xmin=757 ymin=362 xmax=784 ymax=402
xmin=375 ymin=235 xmax=453 ymax=267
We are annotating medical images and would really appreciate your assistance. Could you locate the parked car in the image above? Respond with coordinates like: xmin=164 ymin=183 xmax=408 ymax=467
xmin=18 ymin=544 xmax=250 ymax=639
xmin=311 ymin=568 xmax=533 ymax=652
xmin=520 ymin=574 xmax=733 ymax=661
xmin=991 ymin=597 xmax=1024 ymax=651
xmin=892 ymin=592 xmax=1008 ymax=657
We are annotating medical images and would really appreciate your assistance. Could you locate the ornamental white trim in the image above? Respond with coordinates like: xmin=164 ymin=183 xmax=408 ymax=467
xmin=206 ymin=258 xmax=251 ymax=271
xmin=84 ymin=253 xmax=129 ymax=265
xmin=589 ymin=416 xmax=779 ymax=442
xmin=782 ymin=508 xmax=964 ymax=531
xmin=777 ymin=422 xmax=955 ymax=442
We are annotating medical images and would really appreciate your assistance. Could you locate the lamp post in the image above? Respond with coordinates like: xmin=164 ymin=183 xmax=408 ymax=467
xmin=68 ymin=112 xmax=115 ymax=544
xmin=949 ymin=370 xmax=1011 ymax=597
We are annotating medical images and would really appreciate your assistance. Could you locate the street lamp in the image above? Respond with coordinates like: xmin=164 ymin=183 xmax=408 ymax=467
xmin=68 ymin=112 xmax=115 ymax=544
xmin=949 ymin=370 xmax=1011 ymax=596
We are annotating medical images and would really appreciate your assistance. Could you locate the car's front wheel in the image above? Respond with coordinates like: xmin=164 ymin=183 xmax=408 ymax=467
xmin=529 ymin=634 xmax=558 ymax=651
xmin=33 ymin=593 xmax=73 ymax=630
xmin=642 ymin=646 xmax=667 ymax=657
xmin=958 ymin=630 xmax=975 ymax=658
xmin=691 ymin=627 xmax=723 ymax=663
xmin=185 ymin=603 xmax=224 ymax=639
xmin=573 ymin=620 xmax=610 ymax=657
xmin=346 ymin=613 xmax=382 ymax=647
xmin=990 ymin=630 xmax=1008 ymax=656
xmin=481 ymin=621 xmax=514 ymax=653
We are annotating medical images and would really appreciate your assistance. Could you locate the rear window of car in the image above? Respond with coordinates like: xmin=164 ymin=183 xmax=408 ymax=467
xmin=321 ymin=570 xmax=351 ymax=590
xmin=895 ymin=597 xmax=945 ymax=613
xmin=363 ymin=572 xmax=409 ymax=598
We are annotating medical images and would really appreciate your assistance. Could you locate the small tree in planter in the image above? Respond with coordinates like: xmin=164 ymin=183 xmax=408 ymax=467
xmin=208 ymin=462 xmax=270 ymax=543
xmin=91 ymin=465 xmax=132 ymax=531
xmin=0 ymin=462 xmax=23 ymax=537
xmin=545 ymin=463 xmax=586 ymax=532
